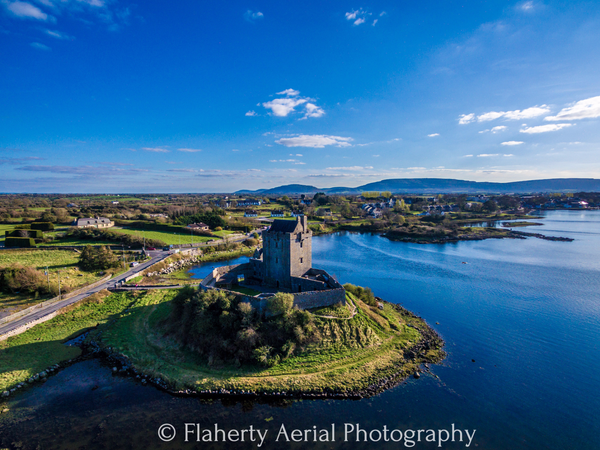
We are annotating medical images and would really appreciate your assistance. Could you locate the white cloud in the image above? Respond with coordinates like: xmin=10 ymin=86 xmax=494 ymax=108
xmin=262 ymin=97 xmax=307 ymax=117
xmin=501 ymin=141 xmax=524 ymax=145
xmin=345 ymin=8 xmax=370 ymax=26
xmin=477 ymin=154 xmax=499 ymax=157
xmin=30 ymin=42 xmax=50 ymax=50
xmin=326 ymin=166 xmax=373 ymax=171
xmin=477 ymin=105 xmax=550 ymax=122
xmin=520 ymin=124 xmax=573 ymax=134
xmin=544 ymin=96 xmax=600 ymax=121
xmin=428 ymin=133 xmax=439 ymax=137
xmin=259 ymin=90 xmax=324 ymax=119
xmin=3 ymin=1 xmax=51 ymax=20
xmin=372 ymin=19 xmax=377 ymax=26
xmin=244 ymin=10 xmax=263 ymax=21
xmin=463 ymin=155 xmax=474 ymax=158
xmin=177 ymin=148 xmax=202 ymax=153
xmin=245 ymin=110 xmax=257 ymax=116
xmin=459 ymin=113 xmax=475 ymax=124
xmin=302 ymin=103 xmax=325 ymax=119
xmin=479 ymin=125 xmax=508 ymax=134
xmin=519 ymin=1 xmax=534 ymax=11
xmin=277 ymin=89 xmax=300 ymax=97
xmin=503 ymin=154 xmax=514 ymax=157
xmin=276 ymin=135 xmax=353 ymax=148
xmin=45 ymin=29 xmax=72 ymax=39
xmin=141 ymin=147 xmax=170 ymax=153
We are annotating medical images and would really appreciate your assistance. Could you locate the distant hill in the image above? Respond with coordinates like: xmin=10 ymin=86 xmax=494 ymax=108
xmin=235 ymin=184 xmax=321 ymax=195
xmin=352 ymin=178 xmax=600 ymax=193
xmin=236 ymin=178 xmax=600 ymax=195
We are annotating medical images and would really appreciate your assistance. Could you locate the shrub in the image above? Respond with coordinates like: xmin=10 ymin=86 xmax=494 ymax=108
xmin=5 ymin=237 xmax=36 ymax=248
xmin=243 ymin=238 xmax=259 ymax=247
xmin=6 ymin=229 xmax=42 ymax=239
xmin=0 ymin=264 xmax=49 ymax=295
xmin=30 ymin=222 xmax=55 ymax=231
xmin=343 ymin=283 xmax=376 ymax=306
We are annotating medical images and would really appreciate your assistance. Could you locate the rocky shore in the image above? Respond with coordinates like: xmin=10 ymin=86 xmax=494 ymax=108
xmin=384 ymin=229 xmax=573 ymax=244
xmin=80 ymin=300 xmax=444 ymax=401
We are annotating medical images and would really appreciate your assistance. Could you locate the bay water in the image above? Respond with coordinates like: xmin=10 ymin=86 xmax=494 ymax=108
xmin=1 ymin=210 xmax=599 ymax=449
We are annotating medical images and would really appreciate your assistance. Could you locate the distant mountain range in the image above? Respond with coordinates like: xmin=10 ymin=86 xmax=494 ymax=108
xmin=235 ymin=178 xmax=600 ymax=195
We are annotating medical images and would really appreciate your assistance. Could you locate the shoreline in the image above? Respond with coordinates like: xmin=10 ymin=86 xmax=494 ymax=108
xmin=85 ymin=300 xmax=445 ymax=400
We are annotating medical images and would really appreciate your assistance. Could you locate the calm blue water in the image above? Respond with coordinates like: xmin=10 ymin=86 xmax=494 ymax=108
xmin=1 ymin=210 xmax=599 ymax=450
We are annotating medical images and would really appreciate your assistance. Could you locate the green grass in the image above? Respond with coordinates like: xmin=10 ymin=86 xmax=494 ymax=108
xmin=92 ymin=289 xmax=443 ymax=394
xmin=0 ymin=290 xmax=137 ymax=391
xmin=43 ymin=237 xmax=116 ymax=246
xmin=0 ymin=249 xmax=103 ymax=315
xmin=212 ymin=230 xmax=237 ymax=237
xmin=228 ymin=286 xmax=261 ymax=296
xmin=113 ymin=228 xmax=215 ymax=245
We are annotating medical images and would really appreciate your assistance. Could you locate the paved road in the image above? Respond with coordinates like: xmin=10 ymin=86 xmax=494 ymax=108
xmin=0 ymin=250 xmax=172 ymax=339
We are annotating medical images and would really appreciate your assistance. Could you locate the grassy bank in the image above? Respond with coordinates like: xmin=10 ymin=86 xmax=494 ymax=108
xmin=0 ymin=290 xmax=136 ymax=392
xmin=91 ymin=289 xmax=444 ymax=395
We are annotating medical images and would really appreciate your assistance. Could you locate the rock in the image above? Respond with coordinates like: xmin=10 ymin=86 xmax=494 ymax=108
xmin=40 ymin=371 xmax=47 ymax=378
xmin=112 ymin=367 xmax=118 ymax=373
xmin=413 ymin=372 xmax=421 ymax=379
xmin=2 ymin=391 xmax=9 ymax=397
xmin=471 ymin=359 xmax=476 ymax=362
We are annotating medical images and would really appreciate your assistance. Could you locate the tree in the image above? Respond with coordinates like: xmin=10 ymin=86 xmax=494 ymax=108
xmin=483 ymin=200 xmax=498 ymax=213
xmin=267 ymin=292 xmax=294 ymax=316
xmin=79 ymin=245 xmax=119 ymax=271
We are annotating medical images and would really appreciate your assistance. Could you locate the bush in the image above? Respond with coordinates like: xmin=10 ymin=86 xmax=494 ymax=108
xmin=5 ymin=237 xmax=36 ymax=248
xmin=214 ymin=226 xmax=223 ymax=231
xmin=31 ymin=222 xmax=54 ymax=231
xmin=0 ymin=264 xmax=49 ymax=295
xmin=344 ymin=283 xmax=376 ymax=306
xmin=243 ymin=238 xmax=259 ymax=247
xmin=6 ymin=229 xmax=42 ymax=239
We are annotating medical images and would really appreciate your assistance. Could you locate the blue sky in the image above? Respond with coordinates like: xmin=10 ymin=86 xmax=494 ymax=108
xmin=1 ymin=0 xmax=600 ymax=193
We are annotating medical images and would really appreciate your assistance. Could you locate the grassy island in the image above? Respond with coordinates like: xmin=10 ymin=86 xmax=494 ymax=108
xmin=87 ymin=286 xmax=444 ymax=397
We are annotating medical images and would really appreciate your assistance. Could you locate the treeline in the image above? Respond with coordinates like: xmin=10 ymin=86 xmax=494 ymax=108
xmin=173 ymin=212 xmax=226 ymax=229
xmin=164 ymin=288 xmax=319 ymax=367
xmin=66 ymin=227 xmax=166 ymax=248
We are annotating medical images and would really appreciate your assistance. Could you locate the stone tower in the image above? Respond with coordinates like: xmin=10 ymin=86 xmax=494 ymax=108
xmin=262 ymin=216 xmax=312 ymax=289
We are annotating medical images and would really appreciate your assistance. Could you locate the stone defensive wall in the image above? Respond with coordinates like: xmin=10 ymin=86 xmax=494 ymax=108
xmin=200 ymin=264 xmax=345 ymax=311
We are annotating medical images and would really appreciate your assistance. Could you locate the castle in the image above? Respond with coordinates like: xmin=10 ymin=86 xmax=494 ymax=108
xmin=200 ymin=216 xmax=346 ymax=310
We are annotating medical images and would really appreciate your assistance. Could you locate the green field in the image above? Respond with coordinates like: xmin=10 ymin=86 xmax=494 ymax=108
xmin=212 ymin=230 xmax=238 ymax=237
xmin=112 ymin=228 xmax=216 ymax=245
xmin=0 ymin=249 xmax=104 ymax=315
xmin=42 ymin=237 xmax=116 ymax=247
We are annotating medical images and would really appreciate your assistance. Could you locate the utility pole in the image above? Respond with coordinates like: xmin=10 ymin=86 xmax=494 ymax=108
xmin=45 ymin=266 xmax=50 ymax=294
xmin=57 ymin=269 xmax=61 ymax=300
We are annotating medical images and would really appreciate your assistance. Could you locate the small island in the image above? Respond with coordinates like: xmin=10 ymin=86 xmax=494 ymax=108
xmin=87 ymin=218 xmax=444 ymax=397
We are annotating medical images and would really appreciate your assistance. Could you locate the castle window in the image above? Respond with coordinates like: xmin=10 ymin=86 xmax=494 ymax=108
xmin=300 ymin=258 xmax=303 ymax=264
xmin=276 ymin=257 xmax=278 ymax=263
xmin=300 ymin=241 xmax=303 ymax=248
